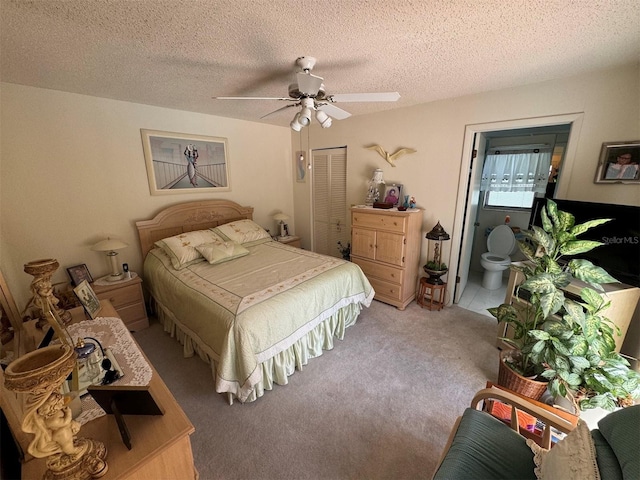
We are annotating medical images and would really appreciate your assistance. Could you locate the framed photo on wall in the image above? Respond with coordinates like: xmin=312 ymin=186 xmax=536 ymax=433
xmin=73 ymin=280 xmax=102 ymax=319
xmin=594 ymin=140 xmax=640 ymax=184
xmin=383 ymin=184 xmax=403 ymax=206
xmin=141 ymin=129 xmax=231 ymax=195
xmin=67 ymin=264 xmax=94 ymax=287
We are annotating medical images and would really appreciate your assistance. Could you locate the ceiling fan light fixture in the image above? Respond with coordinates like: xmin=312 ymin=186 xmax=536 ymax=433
xmin=299 ymin=107 xmax=312 ymax=126
xmin=315 ymin=109 xmax=332 ymax=128
xmin=290 ymin=113 xmax=303 ymax=131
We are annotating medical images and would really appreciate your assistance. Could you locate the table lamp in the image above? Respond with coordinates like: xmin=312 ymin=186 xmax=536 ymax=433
xmin=273 ymin=213 xmax=289 ymax=238
xmin=91 ymin=238 xmax=128 ymax=281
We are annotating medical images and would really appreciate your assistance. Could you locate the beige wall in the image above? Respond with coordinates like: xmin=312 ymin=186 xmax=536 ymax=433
xmin=293 ymin=64 xmax=640 ymax=272
xmin=1 ymin=84 xmax=292 ymax=307
xmin=2 ymin=64 xmax=639 ymax=312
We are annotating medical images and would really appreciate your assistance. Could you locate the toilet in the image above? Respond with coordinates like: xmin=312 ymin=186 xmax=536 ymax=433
xmin=480 ymin=225 xmax=517 ymax=290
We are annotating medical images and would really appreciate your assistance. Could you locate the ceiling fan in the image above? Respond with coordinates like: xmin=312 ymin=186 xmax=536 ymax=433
xmin=213 ymin=56 xmax=400 ymax=131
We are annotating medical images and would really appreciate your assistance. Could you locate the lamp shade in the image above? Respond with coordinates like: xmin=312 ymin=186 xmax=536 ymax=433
xmin=425 ymin=222 xmax=450 ymax=241
xmin=91 ymin=238 xmax=128 ymax=252
xmin=273 ymin=213 xmax=289 ymax=222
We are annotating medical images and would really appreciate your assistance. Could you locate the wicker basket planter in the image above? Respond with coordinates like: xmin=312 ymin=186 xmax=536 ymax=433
xmin=497 ymin=349 xmax=548 ymax=400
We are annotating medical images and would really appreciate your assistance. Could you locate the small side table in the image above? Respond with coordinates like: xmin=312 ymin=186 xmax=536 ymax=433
xmin=277 ymin=235 xmax=301 ymax=248
xmin=91 ymin=274 xmax=149 ymax=331
xmin=417 ymin=277 xmax=447 ymax=311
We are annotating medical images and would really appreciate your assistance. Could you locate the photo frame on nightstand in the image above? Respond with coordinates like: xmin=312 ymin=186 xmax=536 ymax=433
xmin=67 ymin=264 xmax=94 ymax=287
xmin=73 ymin=280 xmax=101 ymax=319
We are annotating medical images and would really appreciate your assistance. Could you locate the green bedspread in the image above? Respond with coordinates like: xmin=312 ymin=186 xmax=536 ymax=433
xmin=144 ymin=239 xmax=374 ymax=402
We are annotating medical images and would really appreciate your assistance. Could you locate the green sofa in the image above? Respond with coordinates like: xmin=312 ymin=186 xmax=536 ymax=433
xmin=432 ymin=389 xmax=639 ymax=480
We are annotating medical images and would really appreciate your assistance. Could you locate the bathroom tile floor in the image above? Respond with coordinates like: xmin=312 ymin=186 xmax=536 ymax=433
xmin=457 ymin=270 xmax=508 ymax=318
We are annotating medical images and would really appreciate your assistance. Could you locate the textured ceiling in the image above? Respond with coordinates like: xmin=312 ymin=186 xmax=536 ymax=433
xmin=2 ymin=0 xmax=640 ymax=128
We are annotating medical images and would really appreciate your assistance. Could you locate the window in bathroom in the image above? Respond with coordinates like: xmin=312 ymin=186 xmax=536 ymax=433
xmin=481 ymin=146 xmax=552 ymax=209
xmin=485 ymin=191 xmax=536 ymax=209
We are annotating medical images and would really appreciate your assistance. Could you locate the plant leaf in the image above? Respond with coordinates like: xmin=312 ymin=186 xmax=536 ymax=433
xmin=541 ymin=205 xmax=553 ymax=233
xmin=569 ymin=356 xmax=590 ymax=372
xmin=538 ymin=289 xmax=565 ymax=317
xmin=556 ymin=210 xmax=575 ymax=232
xmin=570 ymin=259 xmax=620 ymax=285
xmin=560 ymin=240 xmax=604 ymax=256
xmin=521 ymin=273 xmax=556 ymax=294
xmin=570 ymin=218 xmax=611 ymax=237
xmin=579 ymin=287 xmax=606 ymax=311
xmin=532 ymin=226 xmax=555 ymax=256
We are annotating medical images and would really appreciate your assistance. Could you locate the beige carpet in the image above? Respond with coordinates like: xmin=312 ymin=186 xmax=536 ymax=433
xmin=134 ymin=299 xmax=500 ymax=480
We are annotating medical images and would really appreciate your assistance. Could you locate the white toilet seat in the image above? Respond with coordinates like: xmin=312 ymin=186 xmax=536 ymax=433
xmin=481 ymin=225 xmax=516 ymax=290
xmin=481 ymin=252 xmax=510 ymax=265
xmin=487 ymin=225 xmax=516 ymax=256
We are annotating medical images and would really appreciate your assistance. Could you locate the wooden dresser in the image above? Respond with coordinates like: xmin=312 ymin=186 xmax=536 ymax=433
xmin=92 ymin=275 xmax=149 ymax=331
xmin=350 ymin=207 xmax=423 ymax=310
xmin=1 ymin=301 xmax=197 ymax=480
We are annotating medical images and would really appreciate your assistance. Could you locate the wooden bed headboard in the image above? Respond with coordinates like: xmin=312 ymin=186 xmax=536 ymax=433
xmin=135 ymin=200 xmax=254 ymax=258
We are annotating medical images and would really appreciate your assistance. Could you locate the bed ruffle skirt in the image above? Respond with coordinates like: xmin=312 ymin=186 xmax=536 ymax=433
xmin=152 ymin=298 xmax=364 ymax=403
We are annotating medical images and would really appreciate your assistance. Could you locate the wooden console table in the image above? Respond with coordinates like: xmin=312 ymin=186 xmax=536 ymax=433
xmin=1 ymin=301 xmax=197 ymax=480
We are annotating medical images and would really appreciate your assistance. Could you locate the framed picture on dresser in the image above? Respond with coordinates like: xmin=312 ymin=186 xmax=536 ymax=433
xmin=73 ymin=280 xmax=101 ymax=319
xmin=67 ymin=264 xmax=94 ymax=287
xmin=383 ymin=184 xmax=403 ymax=206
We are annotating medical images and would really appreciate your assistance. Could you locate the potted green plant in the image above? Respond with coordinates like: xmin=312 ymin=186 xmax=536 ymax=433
xmin=489 ymin=199 xmax=640 ymax=411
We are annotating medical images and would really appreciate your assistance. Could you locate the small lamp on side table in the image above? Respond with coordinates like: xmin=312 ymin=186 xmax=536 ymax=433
xmin=92 ymin=238 xmax=128 ymax=282
xmin=273 ymin=213 xmax=290 ymax=238
xmin=424 ymin=221 xmax=450 ymax=285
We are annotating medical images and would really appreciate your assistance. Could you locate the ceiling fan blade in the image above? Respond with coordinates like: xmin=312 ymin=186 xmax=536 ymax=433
xmin=317 ymin=103 xmax=351 ymax=120
xmin=297 ymin=72 xmax=324 ymax=96
xmin=260 ymin=103 xmax=300 ymax=119
xmin=327 ymin=92 xmax=401 ymax=103
xmin=213 ymin=96 xmax=294 ymax=101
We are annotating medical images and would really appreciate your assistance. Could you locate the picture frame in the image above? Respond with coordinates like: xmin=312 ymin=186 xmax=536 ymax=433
xmin=141 ymin=129 xmax=231 ymax=195
xmin=66 ymin=264 xmax=94 ymax=287
xmin=73 ymin=280 xmax=102 ymax=319
xmin=593 ymin=140 xmax=640 ymax=184
xmin=382 ymin=184 xmax=403 ymax=206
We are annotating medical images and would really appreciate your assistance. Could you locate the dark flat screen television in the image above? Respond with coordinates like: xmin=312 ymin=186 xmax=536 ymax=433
xmin=529 ymin=198 xmax=640 ymax=288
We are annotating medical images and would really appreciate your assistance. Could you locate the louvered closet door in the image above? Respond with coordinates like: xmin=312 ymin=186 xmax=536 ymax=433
xmin=312 ymin=147 xmax=348 ymax=257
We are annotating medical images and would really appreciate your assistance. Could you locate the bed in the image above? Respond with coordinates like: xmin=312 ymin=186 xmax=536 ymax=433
xmin=135 ymin=200 xmax=374 ymax=404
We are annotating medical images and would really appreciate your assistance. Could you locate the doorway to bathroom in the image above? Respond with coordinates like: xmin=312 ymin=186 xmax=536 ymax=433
xmin=450 ymin=113 xmax=584 ymax=314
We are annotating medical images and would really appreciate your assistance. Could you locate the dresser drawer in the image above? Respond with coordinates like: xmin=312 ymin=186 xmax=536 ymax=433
xmin=95 ymin=283 xmax=141 ymax=309
xmin=353 ymin=258 xmax=403 ymax=285
xmin=352 ymin=212 xmax=407 ymax=233
xmin=368 ymin=277 xmax=403 ymax=302
xmin=118 ymin=302 xmax=148 ymax=328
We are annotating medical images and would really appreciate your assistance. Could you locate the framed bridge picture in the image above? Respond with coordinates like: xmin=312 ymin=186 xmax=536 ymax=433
xmin=141 ymin=129 xmax=231 ymax=195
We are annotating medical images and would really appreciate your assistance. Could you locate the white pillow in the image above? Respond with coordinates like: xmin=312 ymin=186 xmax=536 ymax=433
xmin=526 ymin=420 xmax=601 ymax=480
xmin=196 ymin=241 xmax=249 ymax=265
xmin=155 ymin=230 xmax=226 ymax=270
xmin=212 ymin=219 xmax=271 ymax=244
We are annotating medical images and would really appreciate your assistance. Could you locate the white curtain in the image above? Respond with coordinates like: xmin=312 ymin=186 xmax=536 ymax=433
xmin=481 ymin=148 xmax=552 ymax=193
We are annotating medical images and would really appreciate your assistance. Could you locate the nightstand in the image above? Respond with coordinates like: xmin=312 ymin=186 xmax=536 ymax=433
xmin=91 ymin=274 xmax=149 ymax=331
xmin=277 ymin=235 xmax=301 ymax=248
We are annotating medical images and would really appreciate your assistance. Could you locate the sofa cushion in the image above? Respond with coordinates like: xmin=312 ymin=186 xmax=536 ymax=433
xmin=433 ymin=408 xmax=536 ymax=480
xmin=597 ymin=405 xmax=640 ymax=480
xmin=591 ymin=430 xmax=623 ymax=480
